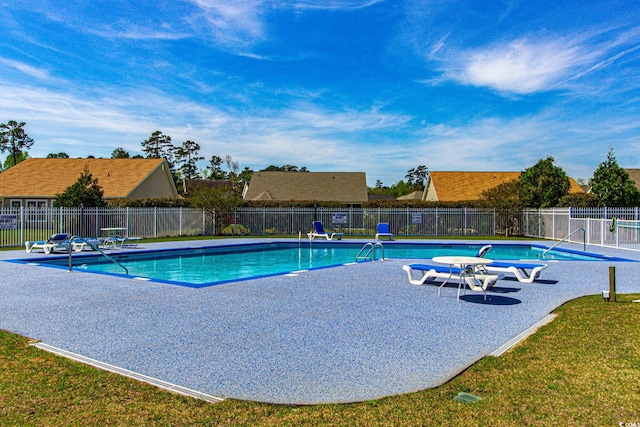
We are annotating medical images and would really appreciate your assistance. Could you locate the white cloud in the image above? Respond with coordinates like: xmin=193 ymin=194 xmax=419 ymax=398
xmin=550 ymin=43 xmax=640 ymax=90
xmin=291 ymin=0 xmax=386 ymax=11
xmin=4 ymin=77 xmax=640 ymax=186
xmin=0 ymin=58 xmax=54 ymax=80
xmin=186 ymin=0 xmax=387 ymax=50
xmin=0 ymin=80 xmax=411 ymax=179
xmin=450 ymin=38 xmax=592 ymax=94
xmin=88 ymin=24 xmax=190 ymax=41
xmin=188 ymin=0 xmax=266 ymax=47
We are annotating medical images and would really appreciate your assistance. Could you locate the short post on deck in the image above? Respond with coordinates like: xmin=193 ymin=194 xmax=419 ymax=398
xmin=608 ymin=266 xmax=616 ymax=302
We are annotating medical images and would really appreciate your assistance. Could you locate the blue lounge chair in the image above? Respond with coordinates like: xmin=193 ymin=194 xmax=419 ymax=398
xmin=25 ymin=233 xmax=72 ymax=254
xmin=475 ymin=245 xmax=548 ymax=283
xmin=307 ymin=221 xmax=343 ymax=241
xmin=375 ymin=223 xmax=393 ymax=241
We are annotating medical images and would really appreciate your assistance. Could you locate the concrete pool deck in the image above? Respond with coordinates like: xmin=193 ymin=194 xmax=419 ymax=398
xmin=1 ymin=238 xmax=639 ymax=404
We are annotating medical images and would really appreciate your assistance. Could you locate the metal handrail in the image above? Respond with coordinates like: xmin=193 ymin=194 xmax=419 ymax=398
xmin=355 ymin=243 xmax=373 ymax=260
xmin=542 ymin=228 xmax=586 ymax=256
xmin=356 ymin=242 xmax=385 ymax=261
xmin=68 ymin=237 xmax=129 ymax=275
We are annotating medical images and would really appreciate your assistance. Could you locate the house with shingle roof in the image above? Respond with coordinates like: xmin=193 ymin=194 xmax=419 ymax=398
xmin=624 ymin=169 xmax=640 ymax=191
xmin=243 ymin=171 xmax=368 ymax=205
xmin=0 ymin=158 xmax=179 ymax=208
xmin=396 ymin=190 xmax=424 ymax=200
xmin=423 ymin=171 xmax=584 ymax=202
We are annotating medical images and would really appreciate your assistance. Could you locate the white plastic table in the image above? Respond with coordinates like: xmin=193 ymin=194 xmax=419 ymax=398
xmin=432 ymin=256 xmax=493 ymax=301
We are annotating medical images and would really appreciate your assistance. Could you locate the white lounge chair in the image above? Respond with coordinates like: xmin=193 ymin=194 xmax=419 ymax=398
xmin=477 ymin=244 xmax=492 ymax=257
xmin=403 ymin=263 xmax=502 ymax=301
xmin=477 ymin=261 xmax=548 ymax=283
xmin=475 ymin=245 xmax=547 ymax=283
xmin=70 ymin=236 xmax=102 ymax=252
xmin=375 ymin=223 xmax=393 ymax=241
xmin=403 ymin=263 xmax=463 ymax=285
xmin=25 ymin=233 xmax=72 ymax=254
xmin=307 ymin=221 xmax=343 ymax=241
xmin=121 ymin=236 xmax=141 ymax=247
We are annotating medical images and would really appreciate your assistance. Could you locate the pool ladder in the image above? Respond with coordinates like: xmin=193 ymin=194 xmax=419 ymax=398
xmin=356 ymin=242 xmax=385 ymax=261
xmin=542 ymin=227 xmax=586 ymax=256
xmin=67 ymin=237 xmax=129 ymax=274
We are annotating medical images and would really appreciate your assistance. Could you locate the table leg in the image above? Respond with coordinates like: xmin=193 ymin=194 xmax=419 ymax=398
xmin=438 ymin=264 xmax=454 ymax=297
xmin=457 ymin=264 xmax=469 ymax=302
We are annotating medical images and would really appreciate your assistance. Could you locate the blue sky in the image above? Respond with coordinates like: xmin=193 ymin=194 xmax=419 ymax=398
xmin=1 ymin=0 xmax=640 ymax=186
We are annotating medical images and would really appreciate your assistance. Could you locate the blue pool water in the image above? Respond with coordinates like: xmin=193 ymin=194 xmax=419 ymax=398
xmin=18 ymin=242 xmax=628 ymax=288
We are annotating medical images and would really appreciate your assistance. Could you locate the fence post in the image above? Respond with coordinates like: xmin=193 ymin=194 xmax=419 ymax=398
xmin=463 ymin=207 xmax=467 ymax=236
xmin=20 ymin=206 xmax=25 ymax=245
xmin=600 ymin=218 xmax=604 ymax=247
xmin=538 ymin=209 xmax=541 ymax=238
xmin=493 ymin=208 xmax=496 ymax=236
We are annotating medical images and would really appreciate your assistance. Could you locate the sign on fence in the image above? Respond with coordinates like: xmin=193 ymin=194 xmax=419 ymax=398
xmin=332 ymin=213 xmax=348 ymax=224
xmin=412 ymin=213 xmax=422 ymax=224
xmin=0 ymin=215 xmax=18 ymax=230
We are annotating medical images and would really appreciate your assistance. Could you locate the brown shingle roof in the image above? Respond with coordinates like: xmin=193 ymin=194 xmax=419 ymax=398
xmin=0 ymin=158 xmax=171 ymax=198
xmin=427 ymin=171 xmax=584 ymax=201
xmin=244 ymin=171 xmax=368 ymax=203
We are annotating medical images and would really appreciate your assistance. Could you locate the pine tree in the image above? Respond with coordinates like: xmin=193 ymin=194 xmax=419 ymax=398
xmin=54 ymin=166 xmax=107 ymax=207
xmin=518 ymin=156 xmax=570 ymax=208
xmin=0 ymin=120 xmax=34 ymax=168
xmin=589 ymin=148 xmax=640 ymax=207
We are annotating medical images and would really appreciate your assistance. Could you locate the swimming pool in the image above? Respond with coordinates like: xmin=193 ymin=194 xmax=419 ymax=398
xmin=15 ymin=241 xmax=631 ymax=288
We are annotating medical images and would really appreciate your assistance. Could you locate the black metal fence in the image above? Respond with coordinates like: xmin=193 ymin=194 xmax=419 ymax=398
xmin=2 ymin=206 xmax=639 ymax=251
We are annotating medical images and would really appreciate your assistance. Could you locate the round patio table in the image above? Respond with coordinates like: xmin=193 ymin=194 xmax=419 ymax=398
xmin=432 ymin=256 xmax=493 ymax=301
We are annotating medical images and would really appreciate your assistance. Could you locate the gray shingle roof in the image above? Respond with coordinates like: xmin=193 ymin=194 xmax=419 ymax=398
xmin=243 ymin=171 xmax=368 ymax=203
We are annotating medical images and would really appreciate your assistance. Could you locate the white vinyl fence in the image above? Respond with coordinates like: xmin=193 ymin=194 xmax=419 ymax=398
xmin=521 ymin=207 xmax=640 ymax=252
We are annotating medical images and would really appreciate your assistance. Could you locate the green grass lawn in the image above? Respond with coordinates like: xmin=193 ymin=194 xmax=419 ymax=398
xmin=1 ymin=294 xmax=639 ymax=426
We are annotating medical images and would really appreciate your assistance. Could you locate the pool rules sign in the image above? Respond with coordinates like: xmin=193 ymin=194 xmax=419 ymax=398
xmin=0 ymin=215 xmax=17 ymax=230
